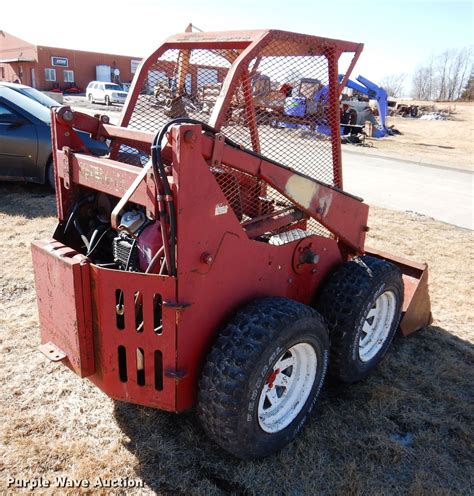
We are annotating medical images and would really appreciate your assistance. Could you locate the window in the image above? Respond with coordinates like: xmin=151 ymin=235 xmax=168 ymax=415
xmin=45 ymin=68 xmax=56 ymax=81
xmin=0 ymin=67 xmax=4 ymax=79
xmin=0 ymin=103 xmax=20 ymax=123
xmin=64 ymin=70 xmax=74 ymax=83
xmin=0 ymin=103 xmax=15 ymax=116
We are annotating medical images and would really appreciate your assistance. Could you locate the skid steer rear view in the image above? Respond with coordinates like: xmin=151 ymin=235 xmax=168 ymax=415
xmin=32 ymin=29 xmax=431 ymax=459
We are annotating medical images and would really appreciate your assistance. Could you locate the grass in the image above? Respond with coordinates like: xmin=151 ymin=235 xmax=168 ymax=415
xmin=1 ymin=183 xmax=473 ymax=495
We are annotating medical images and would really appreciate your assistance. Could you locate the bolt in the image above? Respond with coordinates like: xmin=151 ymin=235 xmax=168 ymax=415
xmin=310 ymin=254 xmax=320 ymax=264
xmin=62 ymin=109 xmax=74 ymax=121
xmin=201 ymin=252 xmax=213 ymax=265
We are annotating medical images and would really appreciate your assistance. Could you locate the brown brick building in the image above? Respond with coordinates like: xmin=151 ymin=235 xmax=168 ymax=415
xmin=0 ymin=31 xmax=142 ymax=91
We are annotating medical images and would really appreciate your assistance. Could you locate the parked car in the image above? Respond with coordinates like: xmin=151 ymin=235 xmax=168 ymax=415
xmin=86 ymin=81 xmax=128 ymax=106
xmin=119 ymin=82 xmax=131 ymax=92
xmin=0 ymin=82 xmax=60 ymax=108
xmin=0 ymin=86 xmax=108 ymax=189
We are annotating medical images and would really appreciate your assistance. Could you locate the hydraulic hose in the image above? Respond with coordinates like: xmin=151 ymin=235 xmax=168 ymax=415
xmin=149 ymin=116 xmax=360 ymax=278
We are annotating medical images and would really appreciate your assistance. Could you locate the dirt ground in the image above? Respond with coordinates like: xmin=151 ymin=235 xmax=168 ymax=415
xmin=358 ymin=101 xmax=474 ymax=171
xmin=1 ymin=183 xmax=473 ymax=495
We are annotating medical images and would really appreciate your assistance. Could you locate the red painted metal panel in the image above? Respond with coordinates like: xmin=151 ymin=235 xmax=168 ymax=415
xmin=32 ymin=240 xmax=94 ymax=377
xmin=88 ymin=267 xmax=178 ymax=411
xmin=55 ymin=150 xmax=158 ymax=210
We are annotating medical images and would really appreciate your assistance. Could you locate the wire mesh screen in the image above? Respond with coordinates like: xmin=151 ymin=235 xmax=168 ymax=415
xmin=216 ymin=40 xmax=337 ymax=238
xmin=122 ymin=36 xmax=341 ymax=239
xmin=222 ymin=44 xmax=337 ymax=185
xmin=128 ymin=48 xmax=236 ymax=133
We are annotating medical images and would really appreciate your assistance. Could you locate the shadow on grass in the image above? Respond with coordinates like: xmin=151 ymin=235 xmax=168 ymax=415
xmin=0 ymin=183 xmax=56 ymax=218
xmin=114 ymin=325 xmax=474 ymax=495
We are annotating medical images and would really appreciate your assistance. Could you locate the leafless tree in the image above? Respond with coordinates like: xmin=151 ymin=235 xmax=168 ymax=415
xmin=436 ymin=50 xmax=450 ymax=100
xmin=411 ymin=47 xmax=472 ymax=100
xmin=380 ymin=73 xmax=406 ymax=97
xmin=412 ymin=65 xmax=433 ymax=100
xmin=452 ymin=48 xmax=472 ymax=99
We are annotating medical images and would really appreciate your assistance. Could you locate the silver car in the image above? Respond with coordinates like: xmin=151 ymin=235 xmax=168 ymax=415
xmin=86 ymin=81 xmax=128 ymax=106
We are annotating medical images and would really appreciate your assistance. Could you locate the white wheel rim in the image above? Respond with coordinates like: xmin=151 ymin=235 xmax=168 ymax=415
xmin=358 ymin=290 xmax=397 ymax=362
xmin=258 ymin=343 xmax=317 ymax=433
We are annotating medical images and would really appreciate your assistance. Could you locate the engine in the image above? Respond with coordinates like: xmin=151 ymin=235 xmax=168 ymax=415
xmin=112 ymin=210 xmax=146 ymax=271
xmin=59 ymin=194 xmax=164 ymax=274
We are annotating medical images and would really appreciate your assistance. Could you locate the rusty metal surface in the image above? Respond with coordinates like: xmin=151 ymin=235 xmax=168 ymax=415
xmin=197 ymin=131 xmax=369 ymax=253
xmin=88 ymin=266 xmax=178 ymax=411
xmin=169 ymin=124 xmax=345 ymax=409
xmin=55 ymin=150 xmax=158 ymax=211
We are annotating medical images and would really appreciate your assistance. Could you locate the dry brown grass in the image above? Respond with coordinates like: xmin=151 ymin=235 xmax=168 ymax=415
xmin=354 ymin=102 xmax=474 ymax=171
xmin=1 ymin=183 xmax=473 ymax=495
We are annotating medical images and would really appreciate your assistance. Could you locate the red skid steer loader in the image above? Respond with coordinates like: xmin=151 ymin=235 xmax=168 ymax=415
xmin=32 ymin=29 xmax=431 ymax=459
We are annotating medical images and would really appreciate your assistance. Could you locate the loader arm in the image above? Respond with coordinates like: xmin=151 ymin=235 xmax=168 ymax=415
xmin=198 ymin=130 xmax=369 ymax=254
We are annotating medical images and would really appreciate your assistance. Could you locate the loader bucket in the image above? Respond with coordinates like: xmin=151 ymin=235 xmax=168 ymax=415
xmin=365 ymin=248 xmax=432 ymax=335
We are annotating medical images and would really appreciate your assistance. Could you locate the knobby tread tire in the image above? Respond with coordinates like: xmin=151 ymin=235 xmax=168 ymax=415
xmin=316 ymin=255 xmax=403 ymax=383
xmin=197 ymin=297 xmax=329 ymax=459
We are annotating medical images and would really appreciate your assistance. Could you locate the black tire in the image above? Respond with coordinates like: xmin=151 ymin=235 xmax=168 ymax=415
xmin=46 ymin=160 xmax=55 ymax=191
xmin=316 ymin=256 xmax=403 ymax=383
xmin=88 ymin=93 xmax=93 ymax=103
xmin=198 ymin=297 xmax=329 ymax=459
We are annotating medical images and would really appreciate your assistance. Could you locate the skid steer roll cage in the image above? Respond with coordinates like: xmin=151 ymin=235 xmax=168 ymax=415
xmin=119 ymin=29 xmax=363 ymax=187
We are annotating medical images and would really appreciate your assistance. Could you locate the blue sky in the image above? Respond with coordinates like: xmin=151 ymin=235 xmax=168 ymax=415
xmin=2 ymin=0 xmax=473 ymax=86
